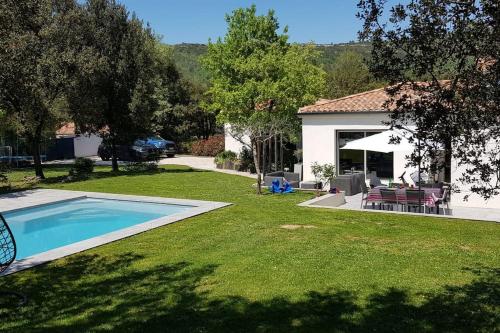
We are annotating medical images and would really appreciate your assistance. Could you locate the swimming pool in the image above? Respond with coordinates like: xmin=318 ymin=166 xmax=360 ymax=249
xmin=5 ymin=197 xmax=191 ymax=259
xmin=0 ymin=190 xmax=230 ymax=274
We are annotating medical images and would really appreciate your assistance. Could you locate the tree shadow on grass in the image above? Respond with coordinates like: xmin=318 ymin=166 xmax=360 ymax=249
xmin=0 ymin=254 xmax=497 ymax=333
xmin=40 ymin=166 xmax=210 ymax=185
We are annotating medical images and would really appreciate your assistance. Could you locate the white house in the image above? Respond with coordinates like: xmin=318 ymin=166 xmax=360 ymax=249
xmin=299 ymin=88 xmax=500 ymax=209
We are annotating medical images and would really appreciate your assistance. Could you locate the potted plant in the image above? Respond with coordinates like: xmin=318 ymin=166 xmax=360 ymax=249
xmin=310 ymin=162 xmax=337 ymax=197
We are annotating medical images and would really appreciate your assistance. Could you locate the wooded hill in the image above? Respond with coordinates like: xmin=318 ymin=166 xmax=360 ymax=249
xmin=171 ymin=42 xmax=372 ymax=88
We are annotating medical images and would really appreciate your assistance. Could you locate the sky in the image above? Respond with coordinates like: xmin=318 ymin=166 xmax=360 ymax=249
xmin=116 ymin=0 xmax=375 ymax=45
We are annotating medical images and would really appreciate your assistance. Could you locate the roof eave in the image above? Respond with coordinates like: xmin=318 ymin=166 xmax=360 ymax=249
xmin=297 ymin=110 xmax=389 ymax=116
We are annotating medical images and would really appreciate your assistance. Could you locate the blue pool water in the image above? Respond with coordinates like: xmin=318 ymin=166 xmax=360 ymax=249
xmin=4 ymin=198 xmax=191 ymax=259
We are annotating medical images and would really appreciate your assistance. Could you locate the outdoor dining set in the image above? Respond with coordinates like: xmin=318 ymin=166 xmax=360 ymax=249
xmin=360 ymin=179 xmax=450 ymax=215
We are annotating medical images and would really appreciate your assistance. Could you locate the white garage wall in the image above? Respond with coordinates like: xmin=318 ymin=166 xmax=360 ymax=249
xmin=300 ymin=112 xmax=416 ymax=184
xmin=74 ymin=134 xmax=102 ymax=157
xmin=224 ymin=124 xmax=250 ymax=154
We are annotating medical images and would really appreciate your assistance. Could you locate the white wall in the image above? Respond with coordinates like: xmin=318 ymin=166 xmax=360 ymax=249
xmin=224 ymin=124 xmax=250 ymax=154
xmin=74 ymin=134 xmax=102 ymax=157
xmin=450 ymin=141 xmax=500 ymax=209
xmin=301 ymin=113 xmax=417 ymax=184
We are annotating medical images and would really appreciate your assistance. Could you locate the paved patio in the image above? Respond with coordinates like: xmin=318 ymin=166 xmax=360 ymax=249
xmin=330 ymin=192 xmax=500 ymax=222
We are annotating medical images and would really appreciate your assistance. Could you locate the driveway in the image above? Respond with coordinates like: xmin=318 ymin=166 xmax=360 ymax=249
xmin=159 ymin=155 xmax=255 ymax=179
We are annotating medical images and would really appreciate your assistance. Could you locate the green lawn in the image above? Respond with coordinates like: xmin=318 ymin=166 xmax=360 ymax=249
xmin=1 ymin=165 xmax=499 ymax=332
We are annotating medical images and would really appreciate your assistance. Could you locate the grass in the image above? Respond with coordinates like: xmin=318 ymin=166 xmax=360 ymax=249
xmin=0 ymin=165 xmax=499 ymax=332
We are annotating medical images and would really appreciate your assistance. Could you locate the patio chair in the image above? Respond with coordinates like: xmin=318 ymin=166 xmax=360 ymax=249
xmin=405 ymin=189 xmax=426 ymax=213
xmin=360 ymin=182 xmax=369 ymax=209
xmin=0 ymin=213 xmax=26 ymax=306
xmin=379 ymin=188 xmax=398 ymax=211
xmin=432 ymin=188 xmax=450 ymax=215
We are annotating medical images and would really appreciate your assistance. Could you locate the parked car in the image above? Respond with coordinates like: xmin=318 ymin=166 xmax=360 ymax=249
xmin=97 ymin=140 xmax=158 ymax=161
xmin=144 ymin=136 xmax=177 ymax=157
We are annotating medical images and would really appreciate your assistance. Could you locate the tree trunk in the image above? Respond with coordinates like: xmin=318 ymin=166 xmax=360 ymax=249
xmin=31 ymin=139 xmax=45 ymax=179
xmin=444 ymin=139 xmax=452 ymax=183
xmin=269 ymin=138 xmax=272 ymax=172
xmin=251 ymin=137 xmax=262 ymax=194
xmin=111 ymin=140 xmax=119 ymax=172
xmin=274 ymin=135 xmax=278 ymax=171
xmin=262 ymin=138 xmax=267 ymax=177
xmin=280 ymin=134 xmax=283 ymax=171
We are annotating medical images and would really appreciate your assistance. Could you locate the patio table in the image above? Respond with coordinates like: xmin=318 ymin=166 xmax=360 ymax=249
xmin=367 ymin=187 xmax=441 ymax=208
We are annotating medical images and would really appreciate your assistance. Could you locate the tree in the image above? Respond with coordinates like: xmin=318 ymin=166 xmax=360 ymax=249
xmin=151 ymin=45 xmax=219 ymax=142
xmin=358 ymin=0 xmax=500 ymax=200
xmin=202 ymin=6 xmax=325 ymax=193
xmin=67 ymin=0 xmax=159 ymax=172
xmin=325 ymin=51 xmax=384 ymax=99
xmin=0 ymin=0 xmax=77 ymax=179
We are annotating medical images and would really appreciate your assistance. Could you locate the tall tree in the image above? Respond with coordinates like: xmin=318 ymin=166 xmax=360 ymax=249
xmin=149 ymin=43 xmax=219 ymax=142
xmin=68 ymin=0 xmax=158 ymax=171
xmin=326 ymin=51 xmax=383 ymax=99
xmin=358 ymin=0 xmax=500 ymax=200
xmin=202 ymin=5 xmax=325 ymax=193
xmin=0 ymin=0 xmax=76 ymax=178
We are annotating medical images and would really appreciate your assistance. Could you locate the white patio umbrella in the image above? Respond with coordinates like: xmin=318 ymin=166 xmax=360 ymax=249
xmin=340 ymin=130 xmax=414 ymax=153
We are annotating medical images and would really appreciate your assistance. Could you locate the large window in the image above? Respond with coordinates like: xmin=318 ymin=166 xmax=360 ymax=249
xmin=337 ymin=131 xmax=394 ymax=179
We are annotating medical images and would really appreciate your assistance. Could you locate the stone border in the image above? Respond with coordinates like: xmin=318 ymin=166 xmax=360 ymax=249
xmin=1 ymin=190 xmax=231 ymax=276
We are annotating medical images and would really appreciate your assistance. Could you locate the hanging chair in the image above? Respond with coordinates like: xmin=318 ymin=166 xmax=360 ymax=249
xmin=0 ymin=213 xmax=26 ymax=305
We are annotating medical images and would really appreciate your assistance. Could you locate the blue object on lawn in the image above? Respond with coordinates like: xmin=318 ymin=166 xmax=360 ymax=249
xmin=269 ymin=179 xmax=281 ymax=193
xmin=282 ymin=181 xmax=294 ymax=193
xmin=268 ymin=178 xmax=295 ymax=194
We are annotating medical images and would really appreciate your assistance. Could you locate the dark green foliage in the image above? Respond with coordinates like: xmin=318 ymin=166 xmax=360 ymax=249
xmin=153 ymin=79 xmax=219 ymax=143
xmin=238 ymin=146 xmax=256 ymax=173
xmin=0 ymin=163 xmax=9 ymax=186
xmin=0 ymin=0 xmax=77 ymax=179
xmin=69 ymin=157 xmax=94 ymax=178
xmin=67 ymin=0 xmax=159 ymax=172
xmin=325 ymin=51 xmax=385 ymax=99
xmin=171 ymin=43 xmax=211 ymax=88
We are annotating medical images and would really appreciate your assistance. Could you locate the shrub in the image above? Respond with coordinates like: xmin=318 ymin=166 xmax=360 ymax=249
xmin=190 ymin=135 xmax=224 ymax=157
xmin=69 ymin=157 xmax=94 ymax=179
xmin=123 ymin=161 xmax=159 ymax=172
xmin=178 ymin=141 xmax=193 ymax=154
xmin=0 ymin=163 xmax=9 ymax=186
xmin=238 ymin=147 xmax=256 ymax=173
xmin=214 ymin=150 xmax=237 ymax=164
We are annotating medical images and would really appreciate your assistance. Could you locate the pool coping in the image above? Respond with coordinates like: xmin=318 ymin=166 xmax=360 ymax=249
xmin=0 ymin=189 xmax=231 ymax=276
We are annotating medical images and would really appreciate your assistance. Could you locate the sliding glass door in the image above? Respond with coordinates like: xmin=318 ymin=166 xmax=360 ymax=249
xmin=337 ymin=130 xmax=394 ymax=179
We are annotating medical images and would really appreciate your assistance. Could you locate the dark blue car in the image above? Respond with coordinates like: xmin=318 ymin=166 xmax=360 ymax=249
xmin=145 ymin=136 xmax=177 ymax=157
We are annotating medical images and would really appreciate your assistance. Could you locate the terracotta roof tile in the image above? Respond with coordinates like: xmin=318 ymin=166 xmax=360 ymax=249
xmin=56 ymin=122 xmax=75 ymax=136
xmin=298 ymin=88 xmax=389 ymax=114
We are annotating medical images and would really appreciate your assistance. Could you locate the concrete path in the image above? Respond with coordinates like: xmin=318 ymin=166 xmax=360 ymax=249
xmin=158 ymin=155 xmax=256 ymax=179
